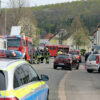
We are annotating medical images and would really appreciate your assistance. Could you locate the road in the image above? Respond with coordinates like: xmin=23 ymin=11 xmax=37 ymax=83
xmin=32 ymin=58 xmax=100 ymax=100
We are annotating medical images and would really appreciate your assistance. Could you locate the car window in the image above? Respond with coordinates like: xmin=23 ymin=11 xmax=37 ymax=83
xmin=69 ymin=51 xmax=79 ymax=55
xmin=14 ymin=67 xmax=26 ymax=88
xmin=88 ymin=55 xmax=97 ymax=61
xmin=14 ymin=64 xmax=39 ymax=88
xmin=22 ymin=64 xmax=39 ymax=82
xmin=0 ymin=71 xmax=6 ymax=90
xmin=57 ymin=55 xmax=69 ymax=58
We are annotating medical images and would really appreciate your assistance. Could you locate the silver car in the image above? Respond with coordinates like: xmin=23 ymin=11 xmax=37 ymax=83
xmin=86 ymin=54 xmax=100 ymax=73
xmin=0 ymin=59 xmax=49 ymax=100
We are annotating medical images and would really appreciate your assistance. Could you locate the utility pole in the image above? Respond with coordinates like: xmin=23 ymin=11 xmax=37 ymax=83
xmin=0 ymin=0 xmax=1 ymax=15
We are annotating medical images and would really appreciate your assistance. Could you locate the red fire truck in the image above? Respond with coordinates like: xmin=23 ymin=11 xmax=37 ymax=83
xmin=7 ymin=35 xmax=34 ymax=63
xmin=45 ymin=45 xmax=69 ymax=57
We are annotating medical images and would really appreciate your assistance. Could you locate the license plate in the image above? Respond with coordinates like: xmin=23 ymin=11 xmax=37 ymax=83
xmin=59 ymin=63 xmax=64 ymax=65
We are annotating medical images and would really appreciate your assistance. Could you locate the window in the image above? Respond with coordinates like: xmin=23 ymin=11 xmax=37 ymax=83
xmin=53 ymin=46 xmax=56 ymax=50
xmin=7 ymin=38 xmax=21 ymax=47
xmin=14 ymin=64 xmax=39 ymax=88
xmin=88 ymin=55 xmax=97 ymax=61
xmin=0 ymin=71 xmax=6 ymax=90
xmin=14 ymin=67 xmax=25 ymax=88
xmin=23 ymin=64 xmax=39 ymax=82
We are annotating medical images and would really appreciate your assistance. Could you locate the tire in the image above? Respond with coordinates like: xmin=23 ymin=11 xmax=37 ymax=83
xmin=54 ymin=65 xmax=57 ymax=69
xmin=69 ymin=64 xmax=72 ymax=71
xmin=87 ymin=69 xmax=93 ymax=73
xmin=76 ymin=64 xmax=79 ymax=70
xmin=47 ymin=91 xmax=49 ymax=100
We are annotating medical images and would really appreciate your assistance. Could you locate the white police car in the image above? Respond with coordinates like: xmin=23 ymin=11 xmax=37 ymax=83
xmin=0 ymin=50 xmax=49 ymax=100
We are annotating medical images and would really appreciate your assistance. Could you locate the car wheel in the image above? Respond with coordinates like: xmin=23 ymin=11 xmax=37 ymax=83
xmin=69 ymin=64 xmax=72 ymax=71
xmin=47 ymin=90 xmax=49 ymax=100
xmin=87 ymin=69 xmax=93 ymax=73
xmin=54 ymin=65 xmax=57 ymax=69
xmin=76 ymin=64 xmax=79 ymax=70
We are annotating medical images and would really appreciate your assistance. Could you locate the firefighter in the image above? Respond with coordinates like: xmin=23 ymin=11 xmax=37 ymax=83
xmin=57 ymin=49 xmax=63 ymax=55
xmin=44 ymin=48 xmax=50 ymax=64
xmin=36 ymin=47 xmax=41 ymax=64
xmin=40 ymin=48 xmax=44 ymax=63
xmin=33 ymin=47 xmax=37 ymax=64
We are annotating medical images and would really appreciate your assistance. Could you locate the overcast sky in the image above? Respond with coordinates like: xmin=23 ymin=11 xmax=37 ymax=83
xmin=1 ymin=0 xmax=79 ymax=8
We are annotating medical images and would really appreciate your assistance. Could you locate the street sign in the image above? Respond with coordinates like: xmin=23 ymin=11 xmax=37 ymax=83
xmin=10 ymin=26 xmax=21 ymax=36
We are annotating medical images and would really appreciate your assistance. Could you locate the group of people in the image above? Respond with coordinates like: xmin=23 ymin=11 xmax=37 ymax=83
xmin=33 ymin=47 xmax=50 ymax=64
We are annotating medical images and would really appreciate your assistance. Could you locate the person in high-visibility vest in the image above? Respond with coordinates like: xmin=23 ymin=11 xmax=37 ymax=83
xmin=44 ymin=48 xmax=50 ymax=64
xmin=36 ymin=47 xmax=41 ymax=64
xmin=57 ymin=50 xmax=63 ymax=55
xmin=40 ymin=48 xmax=45 ymax=63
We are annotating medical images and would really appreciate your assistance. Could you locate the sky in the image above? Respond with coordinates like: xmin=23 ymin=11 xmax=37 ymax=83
xmin=1 ymin=0 xmax=79 ymax=8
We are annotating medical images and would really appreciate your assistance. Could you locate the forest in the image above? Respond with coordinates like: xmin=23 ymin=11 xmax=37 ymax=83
xmin=32 ymin=0 xmax=100 ymax=37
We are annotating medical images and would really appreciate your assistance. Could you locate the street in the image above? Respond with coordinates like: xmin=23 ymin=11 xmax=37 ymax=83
xmin=32 ymin=58 xmax=100 ymax=100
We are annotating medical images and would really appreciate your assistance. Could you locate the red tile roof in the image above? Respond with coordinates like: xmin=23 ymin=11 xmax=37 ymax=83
xmin=44 ymin=33 xmax=54 ymax=39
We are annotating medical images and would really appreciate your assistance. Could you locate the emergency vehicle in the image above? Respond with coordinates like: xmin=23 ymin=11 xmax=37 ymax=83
xmin=7 ymin=35 xmax=34 ymax=63
xmin=0 ymin=50 xmax=49 ymax=100
xmin=0 ymin=36 xmax=7 ymax=50
xmin=45 ymin=45 xmax=69 ymax=57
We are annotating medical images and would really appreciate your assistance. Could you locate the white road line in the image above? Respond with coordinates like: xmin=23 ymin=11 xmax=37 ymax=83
xmin=58 ymin=71 xmax=70 ymax=100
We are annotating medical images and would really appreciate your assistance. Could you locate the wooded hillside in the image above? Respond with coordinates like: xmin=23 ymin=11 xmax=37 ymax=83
xmin=32 ymin=0 xmax=100 ymax=37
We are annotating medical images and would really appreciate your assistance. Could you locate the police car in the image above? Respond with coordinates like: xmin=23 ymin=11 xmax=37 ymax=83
xmin=0 ymin=50 xmax=49 ymax=100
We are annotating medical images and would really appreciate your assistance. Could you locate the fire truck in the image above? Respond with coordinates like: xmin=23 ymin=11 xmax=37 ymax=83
xmin=0 ymin=36 xmax=7 ymax=50
xmin=7 ymin=35 xmax=34 ymax=63
xmin=45 ymin=45 xmax=69 ymax=57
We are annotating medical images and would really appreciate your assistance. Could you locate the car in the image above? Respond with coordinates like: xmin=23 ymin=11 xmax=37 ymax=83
xmin=69 ymin=50 xmax=82 ymax=62
xmin=53 ymin=54 xmax=79 ymax=70
xmin=0 ymin=50 xmax=49 ymax=100
xmin=86 ymin=54 xmax=100 ymax=73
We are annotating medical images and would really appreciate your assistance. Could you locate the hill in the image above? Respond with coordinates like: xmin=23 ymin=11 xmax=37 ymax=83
xmin=32 ymin=0 xmax=100 ymax=37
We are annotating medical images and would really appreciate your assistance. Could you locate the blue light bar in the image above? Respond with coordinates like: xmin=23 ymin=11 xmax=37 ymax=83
xmin=0 ymin=50 xmax=23 ymax=59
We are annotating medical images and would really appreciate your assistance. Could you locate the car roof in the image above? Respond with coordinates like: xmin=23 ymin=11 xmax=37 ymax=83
xmin=0 ymin=58 xmax=26 ymax=71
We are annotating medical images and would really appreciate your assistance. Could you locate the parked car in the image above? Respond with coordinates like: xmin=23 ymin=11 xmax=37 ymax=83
xmin=86 ymin=54 xmax=100 ymax=73
xmin=69 ymin=50 xmax=82 ymax=62
xmin=53 ymin=54 xmax=79 ymax=70
xmin=0 ymin=50 xmax=49 ymax=100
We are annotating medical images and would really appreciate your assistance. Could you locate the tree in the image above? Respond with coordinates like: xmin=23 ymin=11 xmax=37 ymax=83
xmin=71 ymin=16 xmax=89 ymax=49
xmin=6 ymin=0 xmax=39 ymax=44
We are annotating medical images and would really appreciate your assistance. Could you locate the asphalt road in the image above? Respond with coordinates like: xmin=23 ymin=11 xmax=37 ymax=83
xmin=32 ymin=58 xmax=100 ymax=100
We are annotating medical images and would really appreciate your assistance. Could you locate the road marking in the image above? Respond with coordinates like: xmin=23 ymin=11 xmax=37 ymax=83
xmin=58 ymin=71 xmax=70 ymax=100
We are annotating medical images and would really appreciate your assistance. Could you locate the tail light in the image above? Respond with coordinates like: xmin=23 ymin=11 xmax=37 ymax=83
xmin=68 ymin=58 xmax=72 ymax=64
xmin=0 ymin=97 xmax=19 ymax=100
xmin=96 ymin=56 xmax=99 ymax=64
xmin=77 ymin=56 xmax=80 ymax=60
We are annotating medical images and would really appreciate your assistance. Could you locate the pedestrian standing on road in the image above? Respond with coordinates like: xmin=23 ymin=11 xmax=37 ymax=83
xmin=44 ymin=48 xmax=50 ymax=64
xmin=40 ymin=48 xmax=45 ymax=63
xmin=36 ymin=47 xmax=41 ymax=64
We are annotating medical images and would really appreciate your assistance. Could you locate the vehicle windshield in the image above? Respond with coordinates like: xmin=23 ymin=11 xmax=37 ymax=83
xmin=69 ymin=51 xmax=79 ymax=55
xmin=57 ymin=54 xmax=69 ymax=58
xmin=0 ymin=71 xmax=6 ymax=90
xmin=7 ymin=38 xmax=21 ymax=47
xmin=88 ymin=55 xmax=97 ymax=61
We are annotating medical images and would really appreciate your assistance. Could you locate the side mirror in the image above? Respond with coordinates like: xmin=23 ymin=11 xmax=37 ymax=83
xmin=41 ymin=74 xmax=49 ymax=81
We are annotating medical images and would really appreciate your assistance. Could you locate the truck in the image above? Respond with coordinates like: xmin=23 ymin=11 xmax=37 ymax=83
xmin=7 ymin=35 xmax=34 ymax=63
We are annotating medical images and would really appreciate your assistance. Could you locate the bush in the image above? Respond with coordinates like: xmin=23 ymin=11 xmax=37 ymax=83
xmin=80 ymin=49 xmax=86 ymax=56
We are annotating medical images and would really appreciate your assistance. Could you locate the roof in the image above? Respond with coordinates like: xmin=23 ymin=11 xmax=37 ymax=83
xmin=44 ymin=33 xmax=54 ymax=39
xmin=0 ymin=59 xmax=26 ymax=70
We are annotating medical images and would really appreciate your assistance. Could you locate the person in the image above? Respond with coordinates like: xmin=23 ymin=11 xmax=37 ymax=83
xmin=85 ymin=52 xmax=90 ymax=62
xmin=36 ymin=47 xmax=41 ymax=64
xmin=57 ymin=49 xmax=63 ymax=55
xmin=44 ymin=48 xmax=50 ymax=64
xmin=40 ymin=48 xmax=45 ymax=63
